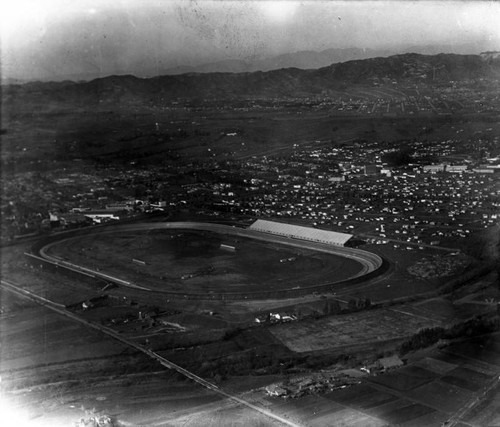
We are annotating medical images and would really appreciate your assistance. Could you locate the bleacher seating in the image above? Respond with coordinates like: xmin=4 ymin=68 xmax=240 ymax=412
xmin=249 ymin=219 xmax=352 ymax=246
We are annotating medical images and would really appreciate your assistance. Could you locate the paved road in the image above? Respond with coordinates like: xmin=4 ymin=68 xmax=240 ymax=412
xmin=0 ymin=278 xmax=301 ymax=427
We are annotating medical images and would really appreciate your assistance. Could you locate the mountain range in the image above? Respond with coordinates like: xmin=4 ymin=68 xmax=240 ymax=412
xmin=3 ymin=53 xmax=500 ymax=104
xmin=2 ymin=42 xmax=496 ymax=84
xmin=161 ymin=43 xmax=496 ymax=76
xmin=163 ymin=47 xmax=396 ymax=75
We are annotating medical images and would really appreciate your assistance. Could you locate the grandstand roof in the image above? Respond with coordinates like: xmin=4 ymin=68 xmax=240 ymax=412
xmin=249 ymin=220 xmax=352 ymax=246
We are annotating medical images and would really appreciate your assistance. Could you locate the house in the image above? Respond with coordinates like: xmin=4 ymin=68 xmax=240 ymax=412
xmin=105 ymin=203 xmax=133 ymax=211
xmin=445 ymin=165 xmax=468 ymax=173
xmin=265 ymin=384 xmax=288 ymax=397
xmin=84 ymin=211 xmax=120 ymax=223
xmin=423 ymin=164 xmax=445 ymax=173
xmin=60 ymin=213 xmax=92 ymax=227
xmin=379 ymin=355 xmax=404 ymax=371
xmin=364 ymin=165 xmax=380 ymax=175
xmin=473 ymin=167 xmax=498 ymax=174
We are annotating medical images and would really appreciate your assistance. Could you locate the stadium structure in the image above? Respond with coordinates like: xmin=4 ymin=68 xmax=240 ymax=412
xmin=249 ymin=220 xmax=352 ymax=246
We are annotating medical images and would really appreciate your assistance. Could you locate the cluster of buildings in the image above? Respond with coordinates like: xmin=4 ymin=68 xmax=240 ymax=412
xmin=265 ymin=355 xmax=403 ymax=399
xmin=265 ymin=374 xmax=361 ymax=399
xmin=0 ymin=167 xmax=169 ymax=241
xmin=190 ymin=139 xmax=499 ymax=245
xmin=158 ymin=78 xmax=500 ymax=119
xmin=2 ymin=123 xmax=498 ymax=248
xmin=423 ymin=163 xmax=500 ymax=174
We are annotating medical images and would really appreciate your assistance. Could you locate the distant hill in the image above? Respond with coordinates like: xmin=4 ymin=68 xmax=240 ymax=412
xmin=4 ymin=42 xmax=493 ymax=83
xmin=3 ymin=53 xmax=500 ymax=104
xmin=162 ymin=48 xmax=394 ymax=75
xmin=113 ymin=44 xmax=494 ymax=77
xmin=0 ymin=77 xmax=28 ymax=85
xmin=318 ymin=53 xmax=500 ymax=83
xmin=480 ymin=51 xmax=500 ymax=60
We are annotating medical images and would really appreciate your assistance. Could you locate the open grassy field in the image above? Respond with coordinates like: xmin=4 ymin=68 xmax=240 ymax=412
xmin=0 ymin=291 xmax=161 ymax=387
xmin=369 ymin=366 xmax=438 ymax=391
xmin=269 ymin=307 xmax=445 ymax=353
xmin=46 ymin=229 xmax=363 ymax=295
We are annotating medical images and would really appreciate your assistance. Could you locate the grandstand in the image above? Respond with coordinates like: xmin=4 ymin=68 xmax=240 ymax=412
xmin=249 ymin=220 xmax=352 ymax=246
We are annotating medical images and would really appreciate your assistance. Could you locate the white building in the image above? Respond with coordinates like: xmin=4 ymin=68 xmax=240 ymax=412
xmin=249 ymin=219 xmax=352 ymax=246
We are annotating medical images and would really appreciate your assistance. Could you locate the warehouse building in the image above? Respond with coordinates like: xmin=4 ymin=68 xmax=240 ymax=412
xmin=249 ymin=219 xmax=352 ymax=246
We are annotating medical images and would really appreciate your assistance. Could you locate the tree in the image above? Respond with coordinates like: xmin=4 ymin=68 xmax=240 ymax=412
xmin=328 ymin=299 xmax=341 ymax=314
xmin=381 ymin=148 xmax=413 ymax=167
xmin=134 ymin=184 xmax=147 ymax=198
xmin=322 ymin=300 xmax=329 ymax=315
xmin=400 ymin=327 xmax=445 ymax=354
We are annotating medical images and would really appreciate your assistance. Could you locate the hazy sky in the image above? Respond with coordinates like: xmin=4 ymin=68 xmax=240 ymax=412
xmin=1 ymin=0 xmax=499 ymax=80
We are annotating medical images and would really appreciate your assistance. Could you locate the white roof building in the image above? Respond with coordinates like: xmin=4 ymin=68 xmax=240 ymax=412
xmin=249 ymin=219 xmax=352 ymax=246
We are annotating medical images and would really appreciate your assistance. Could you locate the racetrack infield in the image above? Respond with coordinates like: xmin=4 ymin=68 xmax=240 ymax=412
xmin=44 ymin=228 xmax=364 ymax=295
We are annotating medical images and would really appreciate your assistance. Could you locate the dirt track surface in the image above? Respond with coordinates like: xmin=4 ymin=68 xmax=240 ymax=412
xmin=38 ymin=221 xmax=383 ymax=298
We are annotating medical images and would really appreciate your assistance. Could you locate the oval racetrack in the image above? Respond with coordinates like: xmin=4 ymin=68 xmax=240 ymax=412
xmin=35 ymin=222 xmax=384 ymax=299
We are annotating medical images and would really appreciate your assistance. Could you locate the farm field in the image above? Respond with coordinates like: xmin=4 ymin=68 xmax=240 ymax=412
xmin=268 ymin=394 xmax=386 ymax=427
xmin=0 ymin=104 xmax=430 ymax=166
xmin=3 ymin=235 xmax=499 ymax=426
xmin=2 ymin=39 xmax=500 ymax=427
xmin=5 ymin=269 xmax=498 ymax=427
xmin=4 ymin=369 xmax=282 ymax=427
xmin=269 ymin=308 xmax=445 ymax=353
xmin=5 ymin=95 xmax=491 ymax=169
xmin=0 ymin=288 xmax=284 ymax=427
xmin=163 ymin=398 xmax=282 ymax=427
xmin=2 ymin=227 xmax=497 ymax=427
xmin=462 ymin=382 xmax=500 ymax=426
xmin=314 ymin=335 xmax=500 ymax=426
xmin=241 ymin=390 xmax=388 ymax=427
xmin=0 ymin=295 xmax=134 ymax=376
xmin=229 ymin=333 xmax=500 ymax=427
xmin=45 ymin=229 xmax=363 ymax=294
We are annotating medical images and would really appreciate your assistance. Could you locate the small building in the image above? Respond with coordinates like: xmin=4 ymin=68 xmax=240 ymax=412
xmin=60 ymin=213 xmax=92 ymax=227
xmin=49 ymin=212 xmax=60 ymax=228
xmin=379 ymin=355 xmax=404 ymax=371
xmin=329 ymin=175 xmax=346 ymax=182
xmin=364 ymin=164 xmax=380 ymax=175
xmin=84 ymin=211 xmax=120 ymax=223
xmin=446 ymin=165 xmax=468 ymax=173
xmin=423 ymin=164 xmax=445 ymax=173
xmin=265 ymin=384 xmax=288 ymax=397
xmin=105 ymin=203 xmax=133 ymax=212
xmin=473 ymin=168 xmax=495 ymax=174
